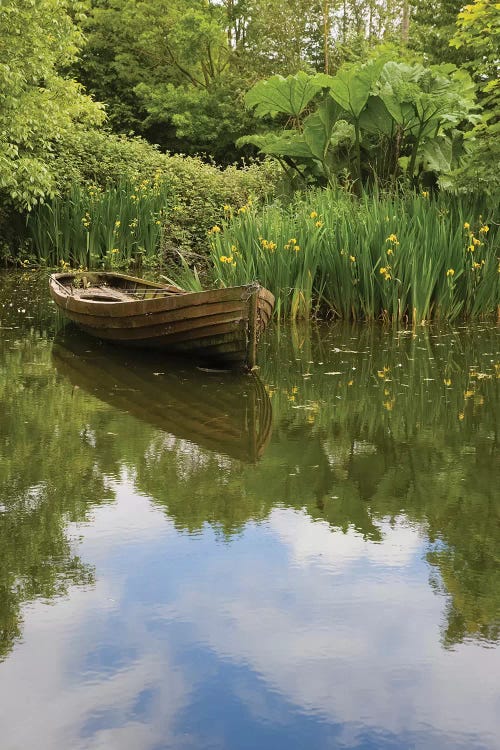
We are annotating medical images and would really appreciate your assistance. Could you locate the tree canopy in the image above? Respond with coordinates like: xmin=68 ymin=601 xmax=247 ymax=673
xmin=0 ymin=0 xmax=499 ymax=212
xmin=0 ymin=0 xmax=103 ymax=209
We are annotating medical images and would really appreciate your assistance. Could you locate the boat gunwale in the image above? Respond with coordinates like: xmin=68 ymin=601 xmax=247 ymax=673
xmin=49 ymin=272 xmax=274 ymax=319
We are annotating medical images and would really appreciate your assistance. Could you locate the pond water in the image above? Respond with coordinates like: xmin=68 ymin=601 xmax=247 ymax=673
xmin=0 ymin=271 xmax=499 ymax=750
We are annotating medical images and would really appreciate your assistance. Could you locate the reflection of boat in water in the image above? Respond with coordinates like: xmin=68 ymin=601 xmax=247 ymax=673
xmin=51 ymin=331 xmax=273 ymax=463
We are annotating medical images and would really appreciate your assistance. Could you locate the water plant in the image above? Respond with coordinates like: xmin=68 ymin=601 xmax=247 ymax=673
xmin=182 ymin=189 xmax=499 ymax=323
xmin=26 ymin=176 xmax=173 ymax=270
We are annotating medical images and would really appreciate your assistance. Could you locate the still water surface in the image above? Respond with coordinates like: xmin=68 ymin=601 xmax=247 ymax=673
xmin=0 ymin=272 xmax=499 ymax=750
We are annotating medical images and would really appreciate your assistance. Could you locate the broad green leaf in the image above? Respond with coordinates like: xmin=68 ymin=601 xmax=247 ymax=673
xmin=315 ymin=59 xmax=385 ymax=118
xmin=245 ymin=72 xmax=322 ymax=119
xmin=236 ymin=134 xmax=279 ymax=149
xmin=302 ymin=97 xmax=341 ymax=160
xmin=376 ymin=62 xmax=421 ymax=127
xmin=359 ymin=96 xmax=395 ymax=136
xmin=261 ymin=137 xmax=314 ymax=159
xmin=237 ymin=132 xmax=313 ymax=159
xmin=420 ymin=137 xmax=453 ymax=173
xmin=329 ymin=120 xmax=355 ymax=150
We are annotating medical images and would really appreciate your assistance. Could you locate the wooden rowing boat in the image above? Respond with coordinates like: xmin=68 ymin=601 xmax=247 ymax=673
xmin=49 ymin=271 xmax=274 ymax=369
xmin=52 ymin=333 xmax=273 ymax=463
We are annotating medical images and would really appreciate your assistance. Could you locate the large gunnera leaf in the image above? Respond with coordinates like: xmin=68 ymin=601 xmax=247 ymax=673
xmin=245 ymin=71 xmax=322 ymax=119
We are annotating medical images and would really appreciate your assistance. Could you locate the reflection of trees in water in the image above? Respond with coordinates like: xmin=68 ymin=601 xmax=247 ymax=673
xmin=256 ymin=324 xmax=500 ymax=647
xmin=125 ymin=322 xmax=500 ymax=646
xmin=0 ymin=303 xmax=498 ymax=658
xmin=0 ymin=336 xmax=115 ymax=660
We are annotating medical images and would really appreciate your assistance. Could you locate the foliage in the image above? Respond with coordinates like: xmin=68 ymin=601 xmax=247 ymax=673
xmin=240 ymin=61 xmax=479 ymax=191
xmin=73 ymin=0 xmax=426 ymax=162
xmin=156 ymin=155 xmax=280 ymax=258
xmin=174 ymin=189 xmax=499 ymax=322
xmin=451 ymin=0 xmax=500 ymax=110
xmin=26 ymin=157 xmax=281 ymax=268
xmin=75 ymin=0 xmax=253 ymax=162
xmin=1 ymin=0 xmax=499 ymax=266
xmin=27 ymin=179 xmax=171 ymax=270
xmin=0 ymin=0 xmax=104 ymax=211
xmin=135 ymin=76 xmax=254 ymax=162
xmin=49 ymin=129 xmax=170 ymax=192
xmin=408 ymin=0 xmax=466 ymax=66
xmin=448 ymin=0 xmax=500 ymax=195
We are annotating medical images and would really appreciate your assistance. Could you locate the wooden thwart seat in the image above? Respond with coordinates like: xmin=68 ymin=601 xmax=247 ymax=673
xmin=72 ymin=286 xmax=134 ymax=302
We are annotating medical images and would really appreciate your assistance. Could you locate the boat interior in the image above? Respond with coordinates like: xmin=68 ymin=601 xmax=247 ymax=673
xmin=53 ymin=272 xmax=187 ymax=302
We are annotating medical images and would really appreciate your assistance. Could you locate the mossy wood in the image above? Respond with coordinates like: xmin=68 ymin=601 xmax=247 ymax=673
xmin=49 ymin=272 xmax=274 ymax=370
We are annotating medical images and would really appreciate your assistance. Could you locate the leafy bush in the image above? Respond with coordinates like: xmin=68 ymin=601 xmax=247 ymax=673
xmin=26 ymin=130 xmax=281 ymax=267
xmin=157 ymin=153 xmax=281 ymax=258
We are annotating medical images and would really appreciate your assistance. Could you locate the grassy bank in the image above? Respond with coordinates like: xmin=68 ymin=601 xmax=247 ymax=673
xmin=25 ymin=180 xmax=499 ymax=324
xmin=187 ymin=190 xmax=499 ymax=323
xmin=27 ymin=178 xmax=172 ymax=272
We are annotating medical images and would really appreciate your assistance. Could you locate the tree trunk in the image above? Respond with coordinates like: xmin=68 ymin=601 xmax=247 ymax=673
xmin=401 ymin=0 xmax=410 ymax=44
xmin=323 ymin=0 xmax=330 ymax=74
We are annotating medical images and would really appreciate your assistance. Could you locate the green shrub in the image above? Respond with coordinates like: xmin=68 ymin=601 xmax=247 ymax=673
xmin=157 ymin=154 xmax=280 ymax=258
xmin=50 ymin=129 xmax=169 ymax=191
xmin=25 ymin=129 xmax=281 ymax=268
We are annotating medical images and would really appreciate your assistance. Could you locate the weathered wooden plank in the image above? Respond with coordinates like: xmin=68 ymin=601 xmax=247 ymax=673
xmin=53 ymin=282 xmax=256 ymax=318
xmin=81 ymin=321 xmax=245 ymax=349
xmin=76 ymin=311 xmax=245 ymax=342
xmin=64 ymin=300 xmax=246 ymax=330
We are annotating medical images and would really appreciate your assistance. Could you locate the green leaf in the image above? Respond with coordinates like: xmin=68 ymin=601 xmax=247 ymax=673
xmin=376 ymin=62 xmax=421 ymax=127
xmin=358 ymin=96 xmax=395 ymax=136
xmin=315 ymin=59 xmax=385 ymax=118
xmin=237 ymin=132 xmax=313 ymax=159
xmin=302 ymin=97 xmax=341 ymax=160
xmin=245 ymin=72 xmax=322 ymax=119
xmin=420 ymin=137 xmax=453 ymax=173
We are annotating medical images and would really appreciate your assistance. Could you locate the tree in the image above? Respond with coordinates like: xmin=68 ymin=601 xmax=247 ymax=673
xmin=75 ymin=0 xmax=256 ymax=161
xmin=409 ymin=0 xmax=466 ymax=66
xmin=448 ymin=0 xmax=500 ymax=194
xmin=73 ymin=0 xmax=419 ymax=162
xmin=0 ymin=0 xmax=103 ymax=210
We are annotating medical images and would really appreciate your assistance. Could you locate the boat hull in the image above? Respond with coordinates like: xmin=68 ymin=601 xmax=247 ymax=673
xmin=49 ymin=272 xmax=274 ymax=369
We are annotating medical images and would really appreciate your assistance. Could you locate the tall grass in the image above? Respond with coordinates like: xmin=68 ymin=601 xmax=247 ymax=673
xmin=188 ymin=190 xmax=499 ymax=323
xmin=27 ymin=175 xmax=173 ymax=270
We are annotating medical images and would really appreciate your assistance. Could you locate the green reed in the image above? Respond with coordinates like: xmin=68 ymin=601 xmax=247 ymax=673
xmin=27 ymin=174 xmax=173 ymax=270
xmin=192 ymin=190 xmax=499 ymax=322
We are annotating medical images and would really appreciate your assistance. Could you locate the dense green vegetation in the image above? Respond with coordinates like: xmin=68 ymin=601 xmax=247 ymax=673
xmin=25 ymin=159 xmax=278 ymax=269
xmin=196 ymin=190 xmax=499 ymax=322
xmin=0 ymin=0 xmax=498 ymax=318
xmin=239 ymin=61 xmax=478 ymax=191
